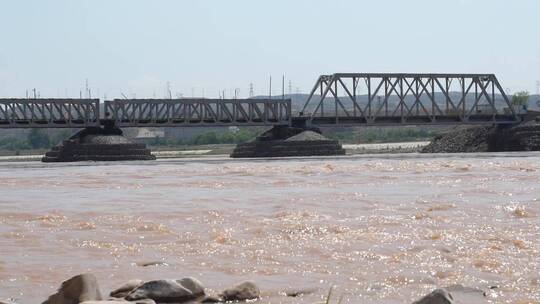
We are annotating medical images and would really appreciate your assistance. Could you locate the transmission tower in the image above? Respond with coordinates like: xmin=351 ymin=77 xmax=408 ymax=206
xmin=166 ymin=82 xmax=172 ymax=99
xmin=249 ymin=83 xmax=254 ymax=98
xmin=85 ymin=79 xmax=91 ymax=98
xmin=288 ymin=80 xmax=292 ymax=95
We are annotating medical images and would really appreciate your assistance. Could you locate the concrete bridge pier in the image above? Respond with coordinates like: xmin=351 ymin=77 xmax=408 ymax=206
xmin=42 ymin=125 xmax=155 ymax=162
xmin=230 ymin=125 xmax=346 ymax=158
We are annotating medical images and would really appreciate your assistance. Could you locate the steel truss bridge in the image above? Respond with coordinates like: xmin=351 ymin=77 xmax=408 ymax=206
xmin=0 ymin=73 xmax=522 ymax=129
xmin=300 ymin=73 xmax=519 ymax=126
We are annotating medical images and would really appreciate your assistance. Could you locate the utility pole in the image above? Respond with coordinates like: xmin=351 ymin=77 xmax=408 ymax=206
xmin=536 ymin=80 xmax=540 ymax=95
xmin=282 ymin=75 xmax=285 ymax=100
xmin=269 ymin=76 xmax=272 ymax=99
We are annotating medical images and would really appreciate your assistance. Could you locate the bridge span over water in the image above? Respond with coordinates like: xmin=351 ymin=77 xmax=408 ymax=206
xmin=0 ymin=73 xmax=522 ymax=129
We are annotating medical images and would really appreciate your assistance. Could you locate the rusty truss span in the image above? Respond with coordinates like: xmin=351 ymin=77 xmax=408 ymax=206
xmin=300 ymin=73 xmax=519 ymax=126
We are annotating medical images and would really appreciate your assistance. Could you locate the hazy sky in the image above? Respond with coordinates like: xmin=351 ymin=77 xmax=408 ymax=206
xmin=1 ymin=0 xmax=539 ymax=99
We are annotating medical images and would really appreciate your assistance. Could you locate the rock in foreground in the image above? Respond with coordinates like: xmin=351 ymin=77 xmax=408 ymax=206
xmin=413 ymin=285 xmax=487 ymax=304
xmin=109 ymin=279 xmax=144 ymax=298
xmin=125 ymin=278 xmax=204 ymax=303
xmin=413 ymin=289 xmax=454 ymax=304
xmin=220 ymin=281 xmax=260 ymax=302
xmin=43 ymin=274 xmax=103 ymax=304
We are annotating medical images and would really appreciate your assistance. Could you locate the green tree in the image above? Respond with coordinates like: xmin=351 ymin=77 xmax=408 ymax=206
xmin=512 ymin=91 xmax=530 ymax=107
xmin=27 ymin=129 xmax=50 ymax=149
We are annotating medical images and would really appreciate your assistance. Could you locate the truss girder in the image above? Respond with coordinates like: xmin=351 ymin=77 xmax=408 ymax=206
xmin=104 ymin=99 xmax=292 ymax=127
xmin=301 ymin=73 xmax=519 ymax=125
xmin=0 ymin=99 xmax=100 ymax=128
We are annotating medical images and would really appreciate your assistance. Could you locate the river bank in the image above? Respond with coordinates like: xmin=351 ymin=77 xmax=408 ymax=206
xmin=0 ymin=142 xmax=430 ymax=162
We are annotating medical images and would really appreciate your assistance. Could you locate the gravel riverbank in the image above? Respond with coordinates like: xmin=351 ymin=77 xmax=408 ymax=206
xmin=422 ymin=121 xmax=540 ymax=153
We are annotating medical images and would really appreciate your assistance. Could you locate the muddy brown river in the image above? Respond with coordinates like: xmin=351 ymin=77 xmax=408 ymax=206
xmin=0 ymin=153 xmax=539 ymax=303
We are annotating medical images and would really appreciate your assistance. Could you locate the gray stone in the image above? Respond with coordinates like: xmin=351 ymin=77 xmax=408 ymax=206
xmin=128 ymin=299 xmax=156 ymax=304
xmin=109 ymin=280 xmax=144 ymax=298
xmin=444 ymin=285 xmax=487 ymax=303
xmin=412 ymin=289 xmax=454 ymax=304
xmin=285 ymin=287 xmax=318 ymax=297
xmin=81 ymin=300 xmax=155 ymax=304
xmin=200 ymin=295 xmax=223 ymax=303
xmin=81 ymin=302 xmax=126 ymax=304
xmin=0 ymin=299 xmax=19 ymax=304
xmin=125 ymin=280 xmax=194 ymax=303
xmin=129 ymin=300 xmax=156 ymax=304
xmin=175 ymin=278 xmax=205 ymax=297
xmin=220 ymin=281 xmax=260 ymax=302
xmin=43 ymin=273 xmax=103 ymax=304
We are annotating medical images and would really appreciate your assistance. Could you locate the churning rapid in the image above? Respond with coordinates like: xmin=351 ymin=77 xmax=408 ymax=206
xmin=0 ymin=153 xmax=539 ymax=303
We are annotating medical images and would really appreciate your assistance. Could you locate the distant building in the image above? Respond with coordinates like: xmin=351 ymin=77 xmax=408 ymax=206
xmin=125 ymin=128 xmax=165 ymax=139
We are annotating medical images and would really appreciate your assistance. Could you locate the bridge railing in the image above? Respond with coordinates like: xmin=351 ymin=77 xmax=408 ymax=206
xmin=301 ymin=73 xmax=520 ymax=125
xmin=104 ymin=98 xmax=292 ymax=127
xmin=0 ymin=99 xmax=100 ymax=128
